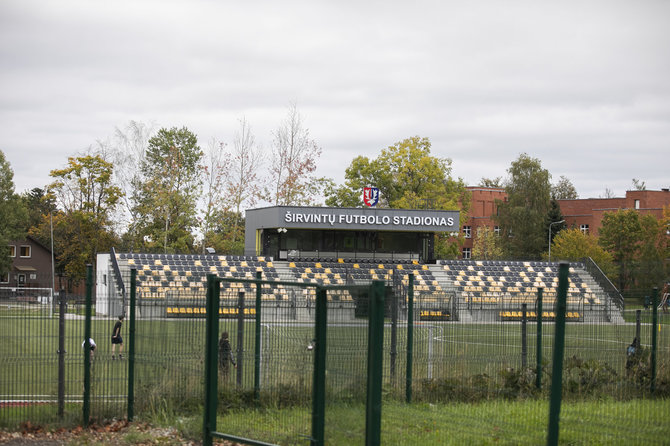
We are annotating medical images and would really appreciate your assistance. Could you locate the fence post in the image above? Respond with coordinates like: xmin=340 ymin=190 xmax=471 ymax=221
xmin=202 ymin=274 xmax=220 ymax=446
xmin=127 ymin=268 xmax=136 ymax=421
xmin=236 ymin=291 xmax=245 ymax=388
xmin=254 ymin=271 xmax=262 ymax=402
xmin=366 ymin=281 xmax=385 ymax=446
xmin=651 ymin=287 xmax=658 ymax=393
xmin=635 ymin=310 xmax=641 ymax=341
xmin=311 ymin=286 xmax=328 ymax=446
xmin=57 ymin=289 xmax=66 ymax=418
xmin=82 ymin=264 xmax=93 ymax=426
xmin=521 ymin=303 xmax=527 ymax=368
xmin=406 ymin=274 xmax=414 ymax=403
xmin=547 ymin=262 xmax=569 ymax=446
xmin=390 ymin=285 xmax=398 ymax=383
xmin=536 ymin=288 xmax=543 ymax=390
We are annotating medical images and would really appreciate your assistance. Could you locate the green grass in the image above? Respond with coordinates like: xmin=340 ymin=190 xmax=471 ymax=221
xmin=213 ymin=399 xmax=670 ymax=445
xmin=1 ymin=304 xmax=669 ymax=442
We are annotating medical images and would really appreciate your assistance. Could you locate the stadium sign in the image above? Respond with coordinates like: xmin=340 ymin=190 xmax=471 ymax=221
xmin=284 ymin=211 xmax=455 ymax=228
xmin=246 ymin=206 xmax=458 ymax=232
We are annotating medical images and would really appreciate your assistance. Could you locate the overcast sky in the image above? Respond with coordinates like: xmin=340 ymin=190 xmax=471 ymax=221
xmin=1 ymin=0 xmax=669 ymax=202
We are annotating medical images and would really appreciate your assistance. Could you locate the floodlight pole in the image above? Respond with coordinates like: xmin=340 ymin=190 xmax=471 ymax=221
xmin=548 ymin=220 xmax=565 ymax=262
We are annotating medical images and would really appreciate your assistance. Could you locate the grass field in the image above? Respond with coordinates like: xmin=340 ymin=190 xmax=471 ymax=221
xmin=1 ymin=303 xmax=668 ymax=444
xmin=213 ymin=399 xmax=670 ymax=445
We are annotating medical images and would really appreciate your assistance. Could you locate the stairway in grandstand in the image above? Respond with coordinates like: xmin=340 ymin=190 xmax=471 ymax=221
xmin=108 ymin=251 xmax=623 ymax=323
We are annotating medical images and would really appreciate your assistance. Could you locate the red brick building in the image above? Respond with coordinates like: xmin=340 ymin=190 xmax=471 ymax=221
xmin=460 ymin=187 xmax=670 ymax=259
xmin=557 ymin=189 xmax=670 ymax=236
xmin=461 ymin=187 xmax=506 ymax=259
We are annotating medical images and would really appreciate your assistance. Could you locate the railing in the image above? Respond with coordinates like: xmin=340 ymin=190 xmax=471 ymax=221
xmin=285 ymin=249 xmax=421 ymax=262
xmin=109 ymin=247 xmax=127 ymax=312
xmin=581 ymin=256 xmax=624 ymax=310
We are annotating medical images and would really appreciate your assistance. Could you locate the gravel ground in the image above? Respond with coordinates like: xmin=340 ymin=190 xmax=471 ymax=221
xmin=0 ymin=420 xmax=241 ymax=445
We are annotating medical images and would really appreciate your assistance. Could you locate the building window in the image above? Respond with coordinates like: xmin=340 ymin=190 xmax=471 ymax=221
xmin=19 ymin=245 xmax=31 ymax=258
xmin=463 ymin=226 xmax=472 ymax=238
xmin=580 ymin=224 xmax=589 ymax=234
xmin=462 ymin=247 xmax=471 ymax=259
xmin=0 ymin=272 xmax=8 ymax=283
xmin=17 ymin=274 xmax=26 ymax=285
xmin=634 ymin=199 xmax=640 ymax=210
xmin=9 ymin=245 xmax=16 ymax=257
xmin=494 ymin=226 xmax=500 ymax=236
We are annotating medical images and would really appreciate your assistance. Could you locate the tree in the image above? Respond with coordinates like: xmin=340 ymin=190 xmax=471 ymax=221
xmin=267 ymin=103 xmax=327 ymax=205
xmin=472 ymin=226 xmax=504 ymax=260
xmin=21 ymin=188 xmax=57 ymax=231
xmin=598 ymin=209 xmax=642 ymax=291
xmin=546 ymin=199 xmax=567 ymax=254
xmin=199 ymin=118 xmax=265 ymax=255
xmin=39 ymin=153 xmax=122 ymax=281
xmin=225 ymin=118 xmax=263 ymax=243
xmin=134 ymin=127 xmax=203 ymax=253
xmin=494 ymin=153 xmax=551 ymax=259
xmin=200 ymin=138 xmax=231 ymax=254
xmin=478 ymin=177 xmax=503 ymax=188
xmin=551 ymin=175 xmax=578 ymax=200
xmin=600 ymin=188 xmax=616 ymax=199
xmin=325 ymin=136 xmax=470 ymax=257
xmin=325 ymin=155 xmax=380 ymax=207
xmin=111 ymin=120 xmax=154 ymax=251
xmin=549 ymin=228 xmax=615 ymax=275
xmin=326 ymin=136 xmax=469 ymax=210
xmin=631 ymin=178 xmax=646 ymax=191
xmin=635 ymin=214 xmax=666 ymax=291
xmin=0 ymin=150 xmax=28 ymax=274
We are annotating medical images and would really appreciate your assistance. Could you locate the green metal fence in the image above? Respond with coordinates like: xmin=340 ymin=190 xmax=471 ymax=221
xmin=1 ymin=264 xmax=668 ymax=445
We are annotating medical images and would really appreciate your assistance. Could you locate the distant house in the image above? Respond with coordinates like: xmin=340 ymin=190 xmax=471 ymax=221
xmin=2 ymin=236 xmax=53 ymax=290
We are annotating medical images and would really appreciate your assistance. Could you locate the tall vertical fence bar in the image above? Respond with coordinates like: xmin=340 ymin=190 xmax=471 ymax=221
xmin=1 ymin=257 xmax=669 ymax=445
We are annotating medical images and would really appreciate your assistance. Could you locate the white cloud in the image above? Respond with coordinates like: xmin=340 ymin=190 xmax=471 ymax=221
xmin=1 ymin=0 xmax=669 ymax=200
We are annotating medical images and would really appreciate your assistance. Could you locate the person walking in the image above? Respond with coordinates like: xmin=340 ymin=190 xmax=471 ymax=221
xmin=111 ymin=316 xmax=124 ymax=360
xmin=218 ymin=331 xmax=236 ymax=379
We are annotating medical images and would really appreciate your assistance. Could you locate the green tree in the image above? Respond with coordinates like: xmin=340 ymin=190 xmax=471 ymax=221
xmin=21 ymin=188 xmax=57 ymax=231
xmin=134 ymin=127 xmax=203 ymax=253
xmin=325 ymin=136 xmax=470 ymax=258
xmin=325 ymin=155 xmax=380 ymax=207
xmin=546 ymin=199 xmax=567 ymax=256
xmin=551 ymin=175 xmax=578 ymax=200
xmin=550 ymin=228 xmax=615 ymax=276
xmin=495 ymin=153 xmax=551 ymax=259
xmin=326 ymin=136 xmax=468 ymax=211
xmin=478 ymin=177 xmax=503 ymax=188
xmin=472 ymin=226 xmax=504 ymax=260
xmin=598 ymin=209 xmax=643 ymax=291
xmin=200 ymin=210 xmax=245 ymax=255
xmin=635 ymin=214 xmax=666 ymax=291
xmin=0 ymin=150 xmax=28 ymax=274
xmin=37 ymin=154 xmax=122 ymax=282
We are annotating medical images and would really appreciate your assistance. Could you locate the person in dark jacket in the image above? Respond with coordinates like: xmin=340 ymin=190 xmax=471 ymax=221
xmin=218 ymin=331 xmax=236 ymax=378
xmin=111 ymin=316 xmax=124 ymax=360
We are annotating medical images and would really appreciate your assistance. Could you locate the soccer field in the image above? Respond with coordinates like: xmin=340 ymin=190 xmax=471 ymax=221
xmin=1 ymin=305 xmax=668 ymax=444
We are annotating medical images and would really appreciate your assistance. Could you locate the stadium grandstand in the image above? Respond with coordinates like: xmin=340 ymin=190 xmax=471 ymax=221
xmin=96 ymin=204 xmax=624 ymax=324
xmin=97 ymin=251 xmax=624 ymax=324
